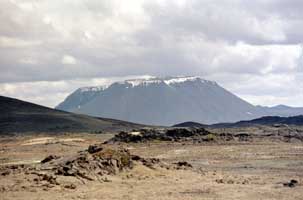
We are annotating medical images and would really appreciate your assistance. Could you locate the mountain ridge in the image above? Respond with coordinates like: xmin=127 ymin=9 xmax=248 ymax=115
xmin=173 ymin=115 xmax=303 ymax=128
xmin=56 ymin=76 xmax=303 ymax=126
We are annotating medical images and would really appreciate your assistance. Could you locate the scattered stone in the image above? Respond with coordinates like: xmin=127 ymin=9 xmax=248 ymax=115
xmin=87 ymin=145 xmax=103 ymax=154
xmin=235 ymin=133 xmax=251 ymax=142
xmin=216 ymin=179 xmax=224 ymax=184
xmin=174 ymin=161 xmax=193 ymax=170
xmin=1 ymin=169 xmax=10 ymax=176
xmin=130 ymin=155 xmax=162 ymax=169
xmin=41 ymin=155 xmax=59 ymax=164
xmin=41 ymin=174 xmax=58 ymax=185
xmin=283 ymin=179 xmax=299 ymax=188
xmin=102 ymin=177 xmax=112 ymax=182
xmin=42 ymin=183 xmax=55 ymax=189
xmin=64 ymin=183 xmax=77 ymax=189
xmin=0 ymin=186 xmax=6 ymax=192
xmin=131 ymin=155 xmax=142 ymax=161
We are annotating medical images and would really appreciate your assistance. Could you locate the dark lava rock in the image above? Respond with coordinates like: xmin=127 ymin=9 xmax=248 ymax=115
xmin=0 ymin=169 xmax=10 ymax=176
xmin=174 ymin=161 xmax=193 ymax=169
xmin=105 ymin=128 xmax=214 ymax=143
xmin=131 ymin=156 xmax=161 ymax=169
xmin=235 ymin=133 xmax=251 ymax=142
xmin=41 ymin=174 xmax=59 ymax=185
xmin=64 ymin=183 xmax=77 ymax=189
xmin=283 ymin=179 xmax=299 ymax=188
xmin=41 ymin=155 xmax=59 ymax=164
xmin=166 ymin=128 xmax=209 ymax=138
xmin=88 ymin=144 xmax=103 ymax=154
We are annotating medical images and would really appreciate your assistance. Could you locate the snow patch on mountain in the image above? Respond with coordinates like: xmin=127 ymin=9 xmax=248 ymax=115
xmin=164 ymin=76 xmax=217 ymax=85
xmin=79 ymin=85 xmax=109 ymax=92
xmin=122 ymin=79 xmax=163 ymax=87
xmin=114 ymin=76 xmax=217 ymax=88
xmin=77 ymin=76 xmax=217 ymax=91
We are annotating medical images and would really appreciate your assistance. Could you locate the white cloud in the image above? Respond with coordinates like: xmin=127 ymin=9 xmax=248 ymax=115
xmin=0 ymin=36 xmax=42 ymax=48
xmin=210 ymin=42 xmax=301 ymax=75
xmin=0 ymin=75 xmax=153 ymax=107
xmin=62 ymin=55 xmax=77 ymax=65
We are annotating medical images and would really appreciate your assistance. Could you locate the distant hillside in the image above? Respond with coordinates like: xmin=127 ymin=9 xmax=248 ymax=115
xmin=257 ymin=105 xmax=303 ymax=117
xmin=173 ymin=121 xmax=208 ymax=128
xmin=230 ymin=115 xmax=303 ymax=127
xmin=0 ymin=96 xmax=143 ymax=134
xmin=174 ymin=115 xmax=303 ymax=128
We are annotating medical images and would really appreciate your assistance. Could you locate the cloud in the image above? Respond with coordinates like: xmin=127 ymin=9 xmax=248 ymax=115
xmin=0 ymin=75 xmax=152 ymax=107
xmin=62 ymin=55 xmax=77 ymax=65
xmin=0 ymin=0 xmax=303 ymax=107
xmin=0 ymin=36 xmax=42 ymax=48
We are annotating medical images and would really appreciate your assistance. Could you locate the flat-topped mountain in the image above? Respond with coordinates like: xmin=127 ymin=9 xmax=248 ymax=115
xmin=57 ymin=76 xmax=267 ymax=125
xmin=57 ymin=76 xmax=303 ymax=125
xmin=0 ymin=95 xmax=143 ymax=134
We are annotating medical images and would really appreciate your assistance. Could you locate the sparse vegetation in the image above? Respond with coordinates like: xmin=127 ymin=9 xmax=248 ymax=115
xmin=205 ymin=133 xmax=216 ymax=141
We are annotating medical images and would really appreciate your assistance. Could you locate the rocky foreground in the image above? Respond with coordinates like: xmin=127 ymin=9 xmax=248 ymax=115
xmin=1 ymin=126 xmax=303 ymax=200
xmin=0 ymin=144 xmax=192 ymax=192
xmin=105 ymin=127 xmax=303 ymax=144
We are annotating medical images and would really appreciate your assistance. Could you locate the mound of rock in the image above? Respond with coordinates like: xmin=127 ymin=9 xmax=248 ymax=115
xmin=41 ymin=145 xmax=134 ymax=181
xmin=105 ymin=128 xmax=217 ymax=143
xmin=0 ymin=144 xmax=163 ymax=189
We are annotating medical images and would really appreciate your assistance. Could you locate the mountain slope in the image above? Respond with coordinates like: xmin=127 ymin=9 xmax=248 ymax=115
xmin=0 ymin=96 xmax=143 ymax=134
xmin=257 ymin=105 xmax=303 ymax=117
xmin=174 ymin=115 xmax=303 ymax=128
xmin=57 ymin=76 xmax=264 ymax=125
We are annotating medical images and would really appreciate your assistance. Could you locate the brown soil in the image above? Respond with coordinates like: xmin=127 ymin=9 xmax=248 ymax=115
xmin=1 ymin=129 xmax=303 ymax=200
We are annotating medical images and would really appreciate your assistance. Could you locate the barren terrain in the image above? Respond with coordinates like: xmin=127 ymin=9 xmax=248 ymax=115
xmin=1 ymin=127 xmax=303 ymax=200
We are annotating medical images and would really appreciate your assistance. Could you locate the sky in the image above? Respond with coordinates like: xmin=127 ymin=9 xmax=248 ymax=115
xmin=0 ymin=0 xmax=303 ymax=108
